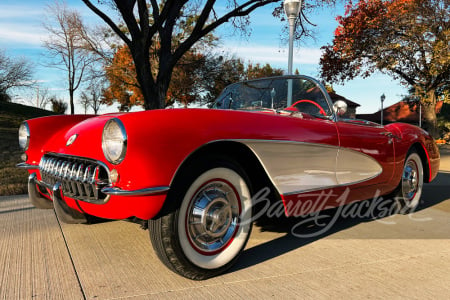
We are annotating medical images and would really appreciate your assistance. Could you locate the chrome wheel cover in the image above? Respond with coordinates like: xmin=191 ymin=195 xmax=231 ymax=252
xmin=400 ymin=153 xmax=423 ymax=210
xmin=178 ymin=167 xmax=252 ymax=270
xmin=186 ymin=180 xmax=240 ymax=254
xmin=402 ymin=160 xmax=419 ymax=201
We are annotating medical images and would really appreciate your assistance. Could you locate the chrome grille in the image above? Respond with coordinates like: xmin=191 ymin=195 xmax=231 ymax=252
xmin=39 ymin=154 xmax=110 ymax=202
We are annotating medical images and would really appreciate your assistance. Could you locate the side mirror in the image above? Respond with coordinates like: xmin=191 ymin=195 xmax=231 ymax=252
xmin=333 ymin=100 xmax=348 ymax=117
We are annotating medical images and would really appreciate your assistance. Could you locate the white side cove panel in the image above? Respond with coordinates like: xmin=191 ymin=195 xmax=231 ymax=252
xmin=335 ymin=148 xmax=382 ymax=185
xmin=241 ymin=140 xmax=383 ymax=195
xmin=242 ymin=141 xmax=339 ymax=195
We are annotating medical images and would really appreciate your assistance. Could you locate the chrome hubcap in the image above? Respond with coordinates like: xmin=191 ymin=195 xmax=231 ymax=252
xmin=186 ymin=180 xmax=240 ymax=254
xmin=402 ymin=161 xmax=418 ymax=201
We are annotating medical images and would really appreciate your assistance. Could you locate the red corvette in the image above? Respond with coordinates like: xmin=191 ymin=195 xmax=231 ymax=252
xmin=17 ymin=75 xmax=439 ymax=280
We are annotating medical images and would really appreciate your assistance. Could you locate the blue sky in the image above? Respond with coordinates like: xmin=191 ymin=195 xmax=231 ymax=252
xmin=0 ymin=0 xmax=408 ymax=114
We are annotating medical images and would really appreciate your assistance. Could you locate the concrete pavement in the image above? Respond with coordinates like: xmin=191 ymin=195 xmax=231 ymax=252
xmin=1 ymin=148 xmax=450 ymax=299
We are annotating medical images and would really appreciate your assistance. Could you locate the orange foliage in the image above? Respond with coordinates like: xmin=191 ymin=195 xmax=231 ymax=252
xmin=103 ymin=44 xmax=208 ymax=108
xmin=103 ymin=46 xmax=144 ymax=107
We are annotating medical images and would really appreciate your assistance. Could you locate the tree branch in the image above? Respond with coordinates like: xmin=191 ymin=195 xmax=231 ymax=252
xmin=82 ymin=0 xmax=132 ymax=46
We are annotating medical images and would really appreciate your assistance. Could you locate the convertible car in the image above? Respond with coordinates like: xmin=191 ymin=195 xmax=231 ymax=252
xmin=17 ymin=75 xmax=439 ymax=280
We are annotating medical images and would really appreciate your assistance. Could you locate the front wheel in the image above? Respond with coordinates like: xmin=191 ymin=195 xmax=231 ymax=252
xmin=393 ymin=151 xmax=424 ymax=214
xmin=149 ymin=159 xmax=253 ymax=280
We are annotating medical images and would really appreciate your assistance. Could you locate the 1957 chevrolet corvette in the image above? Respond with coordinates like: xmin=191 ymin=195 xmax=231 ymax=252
xmin=17 ymin=75 xmax=439 ymax=280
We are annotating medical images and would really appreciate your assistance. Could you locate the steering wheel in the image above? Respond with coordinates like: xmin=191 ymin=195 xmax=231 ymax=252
xmin=289 ymin=100 xmax=327 ymax=116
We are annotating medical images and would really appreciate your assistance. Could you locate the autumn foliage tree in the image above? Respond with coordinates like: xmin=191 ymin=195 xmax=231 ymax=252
xmin=103 ymin=45 xmax=283 ymax=109
xmin=103 ymin=44 xmax=207 ymax=109
xmin=320 ymin=0 xmax=449 ymax=136
xmin=82 ymin=0 xmax=287 ymax=110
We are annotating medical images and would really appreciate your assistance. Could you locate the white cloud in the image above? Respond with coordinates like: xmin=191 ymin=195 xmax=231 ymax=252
xmin=0 ymin=5 xmax=43 ymax=19
xmin=0 ymin=25 xmax=46 ymax=46
xmin=0 ymin=2 xmax=47 ymax=47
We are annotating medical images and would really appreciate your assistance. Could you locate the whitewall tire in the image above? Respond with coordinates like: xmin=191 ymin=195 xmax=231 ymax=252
xmin=149 ymin=157 xmax=253 ymax=280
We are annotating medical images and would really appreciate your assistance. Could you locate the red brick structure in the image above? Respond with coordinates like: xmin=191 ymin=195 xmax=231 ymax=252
xmin=357 ymin=101 xmax=443 ymax=125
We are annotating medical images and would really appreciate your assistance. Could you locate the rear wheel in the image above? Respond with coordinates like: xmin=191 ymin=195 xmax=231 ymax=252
xmin=393 ymin=151 xmax=424 ymax=214
xmin=149 ymin=158 xmax=253 ymax=280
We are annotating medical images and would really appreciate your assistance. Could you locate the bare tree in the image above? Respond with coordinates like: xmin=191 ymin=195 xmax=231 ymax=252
xmin=0 ymin=50 xmax=34 ymax=101
xmin=79 ymin=80 xmax=104 ymax=115
xmin=22 ymin=86 xmax=54 ymax=109
xmin=36 ymin=87 xmax=53 ymax=110
xmin=43 ymin=1 xmax=99 ymax=114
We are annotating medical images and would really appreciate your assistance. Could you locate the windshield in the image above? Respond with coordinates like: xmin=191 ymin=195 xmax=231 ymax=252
xmin=213 ymin=76 xmax=333 ymax=117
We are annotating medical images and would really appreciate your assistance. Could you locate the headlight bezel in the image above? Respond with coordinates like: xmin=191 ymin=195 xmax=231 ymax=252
xmin=18 ymin=122 xmax=30 ymax=151
xmin=102 ymin=118 xmax=127 ymax=165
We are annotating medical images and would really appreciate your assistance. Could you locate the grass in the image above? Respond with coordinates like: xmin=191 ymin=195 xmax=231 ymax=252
xmin=0 ymin=102 xmax=56 ymax=196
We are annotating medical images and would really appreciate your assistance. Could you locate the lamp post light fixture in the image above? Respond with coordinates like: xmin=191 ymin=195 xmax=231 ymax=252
xmin=284 ymin=0 xmax=302 ymax=106
xmin=271 ymin=88 xmax=276 ymax=109
xmin=380 ymin=93 xmax=386 ymax=126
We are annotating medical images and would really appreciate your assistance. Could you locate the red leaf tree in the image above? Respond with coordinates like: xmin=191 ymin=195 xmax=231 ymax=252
xmin=320 ymin=0 xmax=449 ymax=136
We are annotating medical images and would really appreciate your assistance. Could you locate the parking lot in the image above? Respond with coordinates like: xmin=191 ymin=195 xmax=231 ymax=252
xmin=1 ymin=147 xmax=450 ymax=299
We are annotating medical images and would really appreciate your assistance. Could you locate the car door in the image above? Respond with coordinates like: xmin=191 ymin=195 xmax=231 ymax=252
xmin=336 ymin=120 xmax=396 ymax=194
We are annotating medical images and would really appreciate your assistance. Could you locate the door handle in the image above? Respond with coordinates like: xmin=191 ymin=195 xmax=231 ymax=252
xmin=380 ymin=132 xmax=393 ymax=137
xmin=380 ymin=131 xmax=399 ymax=144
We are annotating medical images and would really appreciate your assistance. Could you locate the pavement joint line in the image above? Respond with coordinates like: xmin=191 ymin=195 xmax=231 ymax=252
xmin=105 ymin=244 xmax=450 ymax=299
xmin=53 ymin=210 xmax=87 ymax=300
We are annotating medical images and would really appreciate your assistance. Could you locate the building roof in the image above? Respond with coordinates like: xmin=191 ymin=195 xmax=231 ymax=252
xmin=357 ymin=101 xmax=443 ymax=123
xmin=328 ymin=92 xmax=361 ymax=108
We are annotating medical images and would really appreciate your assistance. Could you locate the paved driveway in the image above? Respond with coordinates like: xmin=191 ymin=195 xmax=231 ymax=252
xmin=1 ymin=148 xmax=450 ymax=299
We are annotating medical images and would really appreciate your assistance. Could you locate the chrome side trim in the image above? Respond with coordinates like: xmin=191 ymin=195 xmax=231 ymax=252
xmin=242 ymin=140 xmax=339 ymax=195
xmin=171 ymin=139 xmax=384 ymax=197
xmin=101 ymin=186 xmax=170 ymax=196
xmin=17 ymin=162 xmax=39 ymax=170
xmin=240 ymin=139 xmax=382 ymax=196
xmin=336 ymin=147 xmax=383 ymax=185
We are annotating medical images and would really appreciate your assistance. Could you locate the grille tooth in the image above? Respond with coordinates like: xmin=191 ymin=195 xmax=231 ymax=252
xmin=38 ymin=154 xmax=109 ymax=202
xmin=61 ymin=162 xmax=70 ymax=193
xmin=83 ymin=166 xmax=92 ymax=198
xmin=92 ymin=166 xmax=100 ymax=199
xmin=70 ymin=163 xmax=78 ymax=195
xmin=76 ymin=164 xmax=85 ymax=197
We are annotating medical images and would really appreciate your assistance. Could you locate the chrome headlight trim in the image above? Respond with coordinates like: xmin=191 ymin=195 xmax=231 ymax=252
xmin=102 ymin=118 xmax=127 ymax=165
xmin=18 ymin=122 xmax=30 ymax=151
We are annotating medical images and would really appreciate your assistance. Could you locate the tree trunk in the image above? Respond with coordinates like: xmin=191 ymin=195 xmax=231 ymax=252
xmin=421 ymin=90 xmax=438 ymax=138
xmin=130 ymin=41 xmax=165 ymax=110
xmin=69 ymin=89 xmax=75 ymax=115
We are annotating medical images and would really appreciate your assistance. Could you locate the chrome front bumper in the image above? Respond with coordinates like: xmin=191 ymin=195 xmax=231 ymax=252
xmin=27 ymin=173 xmax=54 ymax=209
xmin=20 ymin=152 xmax=170 ymax=204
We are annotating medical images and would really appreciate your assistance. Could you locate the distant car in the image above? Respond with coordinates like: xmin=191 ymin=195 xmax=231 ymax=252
xmin=18 ymin=75 xmax=440 ymax=280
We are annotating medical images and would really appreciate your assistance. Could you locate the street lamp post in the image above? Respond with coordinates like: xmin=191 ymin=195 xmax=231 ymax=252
xmin=419 ymin=101 xmax=422 ymax=127
xmin=380 ymin=93 xmax=385 ymax=126
xmin=284 ymin=0 xmax=302 ymax=106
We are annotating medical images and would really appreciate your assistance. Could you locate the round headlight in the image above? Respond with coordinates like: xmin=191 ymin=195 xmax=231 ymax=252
xmin=102 ymin=118 xmax=127 ymax=164
xmin=18 ymin=122 xmax=30 ymax=151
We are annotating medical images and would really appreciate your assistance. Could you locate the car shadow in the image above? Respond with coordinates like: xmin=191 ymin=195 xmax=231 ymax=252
xmin=231 ymin=171 xmax=450 ymax=273
xmin=415 ymin=171 xmax=450 ymax=212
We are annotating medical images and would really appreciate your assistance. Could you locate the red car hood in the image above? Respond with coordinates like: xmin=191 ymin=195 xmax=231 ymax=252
xmin=41 ymin=114 xmax=124 ymax=163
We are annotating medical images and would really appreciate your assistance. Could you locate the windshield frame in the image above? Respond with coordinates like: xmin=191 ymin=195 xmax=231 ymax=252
xmin=213 ymin=75 xmax=337 ymax=121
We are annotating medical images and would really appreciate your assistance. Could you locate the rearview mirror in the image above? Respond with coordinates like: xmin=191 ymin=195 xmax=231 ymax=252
xmin=333 ymin=100 xmax=348 ymax=116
